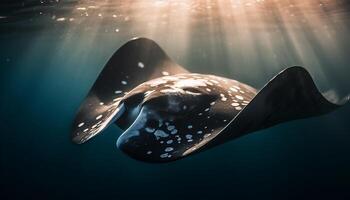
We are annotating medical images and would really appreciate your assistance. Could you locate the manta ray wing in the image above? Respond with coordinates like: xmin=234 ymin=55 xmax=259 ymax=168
xmin=208 ymin=66 xmax=349 ymax=149
xmin=72 ymin=38 xmax=188 ymax=144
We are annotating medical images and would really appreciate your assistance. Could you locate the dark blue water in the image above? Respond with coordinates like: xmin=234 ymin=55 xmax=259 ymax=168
xmin=1 ymin=1 xmax=350 ymax=199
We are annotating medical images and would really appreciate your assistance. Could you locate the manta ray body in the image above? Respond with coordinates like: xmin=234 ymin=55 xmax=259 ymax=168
xmin=72 ymin=38 xmax=348 ymax=163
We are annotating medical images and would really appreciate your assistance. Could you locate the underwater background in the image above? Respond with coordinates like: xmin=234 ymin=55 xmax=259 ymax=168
xmin=1 ymin=0 xmax=350 ymax=199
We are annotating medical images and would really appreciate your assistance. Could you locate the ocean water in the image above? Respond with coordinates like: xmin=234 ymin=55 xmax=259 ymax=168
xmin=1 ymin=0 xmax=350 ymax=199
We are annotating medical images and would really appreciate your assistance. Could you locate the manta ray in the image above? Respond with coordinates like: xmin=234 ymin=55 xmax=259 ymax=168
xmin=71 ymin=38 xmax=349 ymax=163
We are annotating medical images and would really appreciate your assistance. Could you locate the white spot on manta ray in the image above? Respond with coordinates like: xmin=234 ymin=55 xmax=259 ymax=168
xmin=160 ymin=153 xmax=169 ymax=158
xmin=166 ymin=140 xmax=173 ymax=144
xmin=220 ymin=94 xmax=227 ymax=101
xmin=235 ymin=106 xmax=242 ymax=111
xmin=230 ymin=87 xmax=238 ymax=92
xmin=78 ymin=122 xmax=84 ymax=127
xmin=138 ymin=62 xmax=145 ymax=68
xmin=121 ymin=80 xmax=127 ymax=85
xmin=154 ymin=130 xmax=169 ymax=138
xmin=162 ymin=71 xmax=170 ymax=76
xmin=96 ymin=115 xmax=103 ymax=120
xmin=235 ymin=95 xmax=244 ymax=100
xmin=231 ymin=103 xmax=240 ymax=107
xmin=165 ymin=147 xmax=174 ymax=152
xmin=145 ymin=127 xmax=155 ymax=133
xmin=185 ymin=134 xmax=192 ymax=139
xmin=167 ymin=125 xmax=175 ymax=131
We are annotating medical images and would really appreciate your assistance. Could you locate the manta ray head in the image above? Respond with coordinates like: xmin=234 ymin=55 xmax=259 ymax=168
xmin=115 ymin=74 xmax=238 ymax=162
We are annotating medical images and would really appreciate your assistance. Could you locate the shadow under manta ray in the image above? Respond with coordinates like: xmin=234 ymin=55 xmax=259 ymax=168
xmin=71 ymin=37 xmax=349 ymax=163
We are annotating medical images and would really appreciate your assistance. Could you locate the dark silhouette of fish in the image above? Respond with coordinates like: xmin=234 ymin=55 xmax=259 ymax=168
xmin=71 ymin=38 xmax=349 ymax=163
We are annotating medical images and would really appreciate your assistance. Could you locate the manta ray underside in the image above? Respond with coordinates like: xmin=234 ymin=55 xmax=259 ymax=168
xmin=71 ymin=38 xmax=349 ymax=163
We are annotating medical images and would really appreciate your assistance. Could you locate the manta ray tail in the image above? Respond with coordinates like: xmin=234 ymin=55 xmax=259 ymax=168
xmin=71 ymin=38 xmax=188 ymax=144
xmin=214 ymin=66 xmax=349 ymax=145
